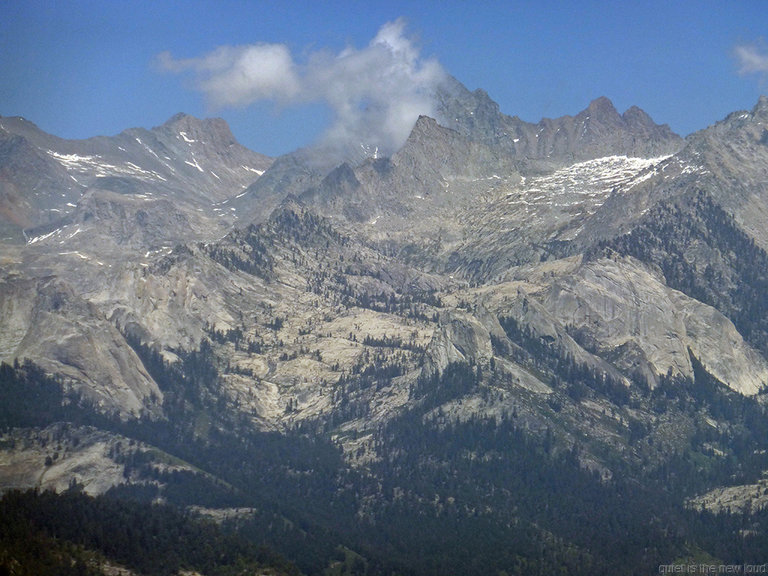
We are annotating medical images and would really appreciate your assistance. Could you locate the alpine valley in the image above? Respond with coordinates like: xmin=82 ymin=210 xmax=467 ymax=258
xmin=3 ymin=77 xmax=768 ymax=575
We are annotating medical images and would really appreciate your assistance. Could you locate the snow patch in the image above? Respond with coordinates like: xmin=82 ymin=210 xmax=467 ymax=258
xmin=46 ymin=150 xmax=167 ymax=182
xmin=58 ymin=251 xmax=89 ymax=260
xmin=141 ymin=143 xmax=160 ymax=160
xmin=27 ymin=229 xmax=60 ymax=244
xmin=508 ymin=155 xmax=671 ymax=216
xmin=184 ymin=157 xmax=204 ymax=172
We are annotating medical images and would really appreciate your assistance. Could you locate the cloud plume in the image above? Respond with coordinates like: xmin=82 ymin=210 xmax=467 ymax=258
xmin=735 ymin=40 xmax=768 ymax=75
xmin=157 ymin=44 xmax=301 ymax=106
xmin=158 ymin=19 xmax=446 ymax=157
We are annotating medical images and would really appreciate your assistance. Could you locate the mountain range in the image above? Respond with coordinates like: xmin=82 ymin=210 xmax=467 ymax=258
xmin=3 ymin=77 xmax=768 ymax=575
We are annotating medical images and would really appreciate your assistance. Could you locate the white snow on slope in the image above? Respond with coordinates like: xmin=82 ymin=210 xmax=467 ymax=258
xmin=27 ymin=229 xmax=60 ymax=244
xmin=480 ymin=155 xmax=675 ymax=245
xmin=241 ymin=165 xmax=264 ymax=176
xmin=514 ymin=155 xmax=671 ymax=213
xmin=525 ymin=155 xmax=670 ymax=201
xmin=26 ymin=225 xmax=84 ymax=246
xmin=184 ymin=157 xmax=204 ymax=172
xmin=46 ymin=150 xmax=166 ymax=182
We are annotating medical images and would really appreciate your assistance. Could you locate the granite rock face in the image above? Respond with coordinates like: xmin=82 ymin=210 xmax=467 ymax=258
xmin=537 ymin=255 xmax=768 ymax=394
xmin=0 ymin=275 xmax=162 ymax=417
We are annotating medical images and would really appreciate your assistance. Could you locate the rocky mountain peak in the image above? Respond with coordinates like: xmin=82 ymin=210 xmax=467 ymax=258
xmin=163 ymin=112 xmax=192 ymax=125
xmin=752 ymin=94 xmax=768 ymax=119
xmin=0 ymin=116 xmax=49 ymax=144
xmin=434 ymin=76 xmax=504 ymax=141
xmin=622 ymin=105 xmax=655 ymax=128
xmin=584 ymin=96 xmax=621 ymax=120
xmin=408 ymin=115 xmax=446 ymax=140
xmin=156 ymin=112 xmax=238 ymax=149
xmin=433 ymin=78 xmax=682 ymax=168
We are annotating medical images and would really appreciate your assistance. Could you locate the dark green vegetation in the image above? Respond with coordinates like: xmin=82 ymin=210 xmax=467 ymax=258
xmin=0 ymin=488 xmax=298 ymax=576
xmin=6 ymin=193 xmax=768 ymax=574
xmin=4 ymin=342 xmax=768 ymax=576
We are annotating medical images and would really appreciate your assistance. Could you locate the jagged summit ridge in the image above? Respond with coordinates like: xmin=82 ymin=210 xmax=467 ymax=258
xmin=434 ymin=77 xmax=683 ymax=167
xmin=156 ymin=112 xmax=239 ymax=150
xmin=0 ymin=112 xmax=273 ymax=243
xmin=226 ymin=77 xmax=684 ymax=226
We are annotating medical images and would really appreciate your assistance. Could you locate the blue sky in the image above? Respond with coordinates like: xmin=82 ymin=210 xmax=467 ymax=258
xmin=2 ymin=0 xmax=768 ymax=157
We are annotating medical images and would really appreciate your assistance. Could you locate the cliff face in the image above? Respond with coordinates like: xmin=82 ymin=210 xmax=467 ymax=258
xmin=1 ymin=93 xmax=764 ymax=426
xmin=3 ymin=93 xmax=768 ymax=570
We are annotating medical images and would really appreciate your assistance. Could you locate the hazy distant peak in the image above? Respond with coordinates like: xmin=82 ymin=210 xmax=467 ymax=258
xmin=584 ymin=96 xmax=620 ymax=118
xmin=753 ymin=94 xmax=768 ymax=118
xmin=622 ymin=105 xmax=655 ymax=127
xmin=162 ymin=112 xmax=193 ymax=125
xmin=155 ymin=112 xmax=237 ymax=147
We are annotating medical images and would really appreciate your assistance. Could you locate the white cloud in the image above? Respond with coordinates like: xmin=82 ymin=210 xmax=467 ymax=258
xmin=735 ymin=40 xmax=768 ymax=75
xmin=158 ymin=18 xmax=446 ymax=157
xmin=157 ymin=44 xmax=300 ymax=106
